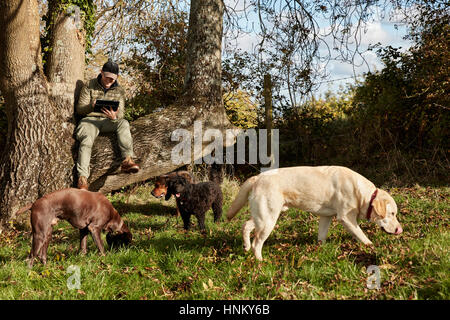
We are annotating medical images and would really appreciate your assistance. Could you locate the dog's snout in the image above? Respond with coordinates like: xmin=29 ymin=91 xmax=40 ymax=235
xmin=395 ymin=226 xmax=403 ymax=234
xmin=151 ymin=190 xmax=163 ymax=198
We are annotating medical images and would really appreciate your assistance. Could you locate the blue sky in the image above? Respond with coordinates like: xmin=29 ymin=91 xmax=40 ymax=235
xmin=223 ymin=1 xmax=413 ymax=98
xmin=319 ymin=21 xmax=412 ymax=95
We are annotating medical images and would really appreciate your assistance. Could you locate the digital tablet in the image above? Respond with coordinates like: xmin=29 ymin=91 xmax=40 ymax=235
xmin=93 ymin=100 xmax=119 ymax=113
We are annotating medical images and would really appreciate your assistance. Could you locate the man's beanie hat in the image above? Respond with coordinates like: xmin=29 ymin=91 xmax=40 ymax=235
xmin=102 ymin=60 xmax=119 ymax=80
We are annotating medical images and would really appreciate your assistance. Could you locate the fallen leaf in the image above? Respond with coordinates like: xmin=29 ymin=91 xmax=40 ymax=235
xmin=379 ymin=264 xmax=396 ymax=270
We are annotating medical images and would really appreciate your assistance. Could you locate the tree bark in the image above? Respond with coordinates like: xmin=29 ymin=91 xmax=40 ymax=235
xmin=87 ymin=0 xmax=237 ymax=193
xmin=0 ymin=0 xmax=237 ymax=224
xmin=264 ymin=74 xmax=273 ymax=159
xmin=0 ymin=0 xmax=70 ymax=221
xmin=45 ymin=3 xmax=87 ymax=190
xmin=0 ymin=1 xmax=86 ymax=224
xmin=45 ymin=2 xmax=86 ymax=106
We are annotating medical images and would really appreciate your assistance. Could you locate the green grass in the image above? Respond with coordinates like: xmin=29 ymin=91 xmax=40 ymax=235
xmin=0 ymin=180 xmax=448 ymax=300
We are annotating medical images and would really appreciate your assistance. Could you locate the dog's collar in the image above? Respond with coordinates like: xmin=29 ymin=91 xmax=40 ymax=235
xmin=366 ymin=189 xmax=378 ymax=220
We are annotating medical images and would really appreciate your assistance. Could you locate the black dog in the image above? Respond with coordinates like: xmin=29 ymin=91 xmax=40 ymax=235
xmin=167 ymin=171 xmax=223 ymax=232
xmin=106 ymin=231 xmax=132 ymax=248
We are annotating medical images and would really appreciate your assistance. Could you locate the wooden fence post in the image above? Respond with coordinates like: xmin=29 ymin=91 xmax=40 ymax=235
xmin=264 ymin=74 xmax=273 ymax=164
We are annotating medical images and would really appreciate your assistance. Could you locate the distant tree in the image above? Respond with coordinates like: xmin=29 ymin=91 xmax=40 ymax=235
xmin=223 ymin=90 xmax=259 ymax=129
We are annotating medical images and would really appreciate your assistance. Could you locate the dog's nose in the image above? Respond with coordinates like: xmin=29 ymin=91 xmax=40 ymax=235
xmin=395 ymin=226 xmax=403 ymax=234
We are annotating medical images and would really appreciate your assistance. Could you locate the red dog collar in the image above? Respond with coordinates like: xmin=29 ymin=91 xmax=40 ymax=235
xmin=366 ymin=189 xmax=378 ymax=220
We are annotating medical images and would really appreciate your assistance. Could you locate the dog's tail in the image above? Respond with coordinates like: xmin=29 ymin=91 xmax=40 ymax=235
xmin=208 ymin=163 xmax=223 ymax=185
xmin=15 ymin=203 xmax=33 ymax=216
xmin=226 ymin=175 xmax=259 ymax=221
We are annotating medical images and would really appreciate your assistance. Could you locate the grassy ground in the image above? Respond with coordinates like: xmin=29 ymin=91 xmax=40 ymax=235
xmin=0 ymin=178 xmax=448 ymax=300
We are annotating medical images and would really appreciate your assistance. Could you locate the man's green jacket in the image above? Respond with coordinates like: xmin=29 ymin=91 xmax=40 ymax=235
xmin=76 ymin=75 xmax=126 ymax=120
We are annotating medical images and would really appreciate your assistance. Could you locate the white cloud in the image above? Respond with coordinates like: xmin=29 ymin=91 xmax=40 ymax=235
xmin=329 ymin=50 xmax=382 ymax=77
xmin=360 ymin=21 xmax=393 ymax=46
xmin=226 ymin=31 xmax=260 ymax=53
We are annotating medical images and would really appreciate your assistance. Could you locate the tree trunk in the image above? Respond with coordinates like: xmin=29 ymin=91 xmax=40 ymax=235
xmin=0 ymin=0 xmax=69 ymax=222
xmin=87 ymin=0 xmax=237 ymax=193
xmin=45 ymin=2 xmax=86 ymax=107
xmin=264 ymin=74 xmax=273 ymax=160
xmin=0 ymin=0 xmax=237 ymax=225
xmin=44 ymin=2 xmax=87 ymax=189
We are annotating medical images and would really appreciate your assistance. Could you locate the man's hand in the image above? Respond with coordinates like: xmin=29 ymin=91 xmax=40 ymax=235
xmin=102 ymin=107 xmax=118 ymax=120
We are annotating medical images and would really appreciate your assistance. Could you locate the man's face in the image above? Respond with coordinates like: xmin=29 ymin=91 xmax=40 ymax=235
xmin=100 ymin=71 xmax=116 ymax=89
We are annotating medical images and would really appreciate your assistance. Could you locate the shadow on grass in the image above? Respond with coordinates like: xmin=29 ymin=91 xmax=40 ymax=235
xmin=0 ymin=254 xmax=14 ymax=264
xmin=267 ymin=233 xmax=317 ymax=247
xmin=135 ymin=226 xmax=237 ymax=254
xmin=114 ymin=202 xmax=177 ymax=217
xmin=417 ymin=283 xmax=445 ymax=299
xmin=349 ymin=251 xmax=379 ymax=266
xmin=126 ymin=215 xmax=182 ymax=232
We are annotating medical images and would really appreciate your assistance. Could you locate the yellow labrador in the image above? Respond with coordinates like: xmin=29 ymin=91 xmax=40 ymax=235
xmin=227 ymin=166 xmax=402 ymax=260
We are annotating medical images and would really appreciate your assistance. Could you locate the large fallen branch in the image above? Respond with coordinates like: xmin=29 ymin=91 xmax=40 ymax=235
xmin=87 ymin=99 xmax=238 ymax=193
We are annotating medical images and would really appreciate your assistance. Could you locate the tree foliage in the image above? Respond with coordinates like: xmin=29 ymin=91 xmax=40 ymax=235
xmin=277 ymin=90 xmax=354 ymax=166
xmin=92 ymin=0 xmax=186 ymax=59
xmin=123 ymin=9 xmax=189 ymax=120
xmin=275 ymin=3 xmax=449 ymax=182
xmin=352 ymin=4 xmax=449 ymax=155
xmin=122 ymin=8 xmax=260 ymax=128
xmin=223 ymin=90 xmax=259 ymax=129
xmin=223 ymin=0 xmax=409 ymax=105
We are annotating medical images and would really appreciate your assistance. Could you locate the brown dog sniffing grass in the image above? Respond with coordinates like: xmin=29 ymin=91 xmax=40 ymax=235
xmin=15 ymin=188 xmax=132 ymax=267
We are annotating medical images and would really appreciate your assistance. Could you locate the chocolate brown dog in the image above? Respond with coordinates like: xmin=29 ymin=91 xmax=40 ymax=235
xmin=16 ymin=188 xmax=132 ymax=267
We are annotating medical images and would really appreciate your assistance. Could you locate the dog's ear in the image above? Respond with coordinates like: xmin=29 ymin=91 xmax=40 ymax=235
xmin=165 ymin=187 xmax=173 ymax=200
xmin=121 ymin=221 xmax=131 ymax=234
xmin=105 ymin=220 xmax=119 ymax=233
xmin=179 ymin=176 xmax=187 ymax=186
xmin=372 ymin=198 xmax=388 ymax=218
xmin=105 ymin=209 xmax=123 ymax=232
xmin=165 ymin=178 xmax=175 ymax=198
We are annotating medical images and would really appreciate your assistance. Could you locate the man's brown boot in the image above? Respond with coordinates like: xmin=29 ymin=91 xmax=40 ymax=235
xmin=121 ymin=156 xmax=139 ymax=173
xmin=77 ymin=176 xmax=89 ymax=190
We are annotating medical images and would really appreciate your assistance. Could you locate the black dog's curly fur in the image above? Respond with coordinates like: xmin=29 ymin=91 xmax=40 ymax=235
xmin=167 ymin=165 xmax=223 ymax=232
xmin=106 ymin=231 xmax=132 ymax=248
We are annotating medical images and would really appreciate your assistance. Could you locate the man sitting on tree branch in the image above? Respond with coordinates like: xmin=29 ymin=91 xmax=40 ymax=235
xmin=75 ymin=60 xmax=139 ymax=190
